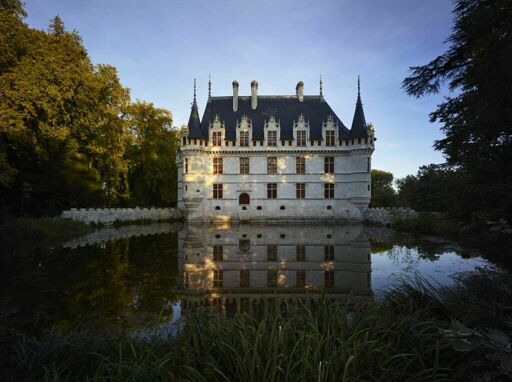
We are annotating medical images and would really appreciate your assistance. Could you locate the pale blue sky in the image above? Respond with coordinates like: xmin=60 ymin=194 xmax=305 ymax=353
xmin=24 ymin=0 xmax=454 ymax=178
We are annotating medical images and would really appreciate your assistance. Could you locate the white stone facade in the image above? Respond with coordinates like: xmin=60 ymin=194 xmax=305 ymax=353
xmin=177 ymin=80 xmax=375 ymax=223
xmin=178 ymin=224 xmax=371 ymax=316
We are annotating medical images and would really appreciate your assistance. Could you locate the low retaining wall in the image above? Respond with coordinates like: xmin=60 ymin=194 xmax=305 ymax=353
xmin=61 ymin=207 xmax=182 ymax=224
xmin=364 ymin=207 xmax=417 ymax=225
xmin=62 ymin=222 xmax=183 ymax=249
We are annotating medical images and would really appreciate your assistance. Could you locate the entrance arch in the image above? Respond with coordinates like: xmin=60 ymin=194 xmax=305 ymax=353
xmin=239 ymin=193 xmax=250 ymax=205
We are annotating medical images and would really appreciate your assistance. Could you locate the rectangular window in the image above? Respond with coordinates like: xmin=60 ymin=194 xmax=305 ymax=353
xmin=267 ymin=245 xmax=277 ymax=261
xmin=324 ymin=157 xmax=334 ymax=174
xmin=324 ymin=245 xmax=334 ymax=261
xmin=267 ymin=183 xmax=277 ymax=199
xmin=213 ymin=270 xmax=223 ymax=288
xmin=213 ymin=157 xmax=223 ymax=174
xmin=296 ymin=157 xmax=305 ymax=174
xmin=213 ymin=297 xmax=222 ymax=312
xmin=324 ymin=183 xmax=334 ymax=199
xmin=240 ymin=131 xmax=249 ymax=147
xmin=296 ymin=130 xmax=306 ymax=146
xmin=212 ymin=131 xmax=222 ymax=146
xmin=326 ymin=130 xmax=335 ymax=146
xmin=296 ymin=245 xmax=306 ymax=261
xmin=213 ymin=245 xmax=223 ymax=261
xmin=184 ymin=158 xmax=189 ymax=174
xmin=324 ymin=270 xmax=334 ymax=288
xmin=296 ymin=270 xmax=306 ymax=288
xmin=240 ymin=157 xmax=249 ymax=174
xmin=267 ymin=269 xmax=277 ymax=287
xmin=182 ymin=137 xmax=187 ymax=145
xmin=213 ymin=183 xmax=223 ymax=199
xmin=296 ymin=183 xmax=305 ymax=199
xmin=267 ymin=157 xmax=277 ymax=174
xmin=240 ymin=270 xmax=250 ymax=287
xmin=367 ymin=157 xmax=371 ymax=172
xmin=267 ymin=131 xmax=277 ymax=146
xmin=184 ymin=272 xmax=189 ymax=287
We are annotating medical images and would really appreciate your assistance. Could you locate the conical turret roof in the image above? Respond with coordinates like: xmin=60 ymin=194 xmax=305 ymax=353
xmin=350 ymin=76 xmax=368 ymax=137
xmin=187 ymin=79 xmax=206 ymax=139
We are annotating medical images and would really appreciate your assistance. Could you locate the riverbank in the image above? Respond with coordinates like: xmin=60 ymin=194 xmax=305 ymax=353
xmin=0 ymin=217 xmax=94 ymax=247
xmin=392 ymin=212 xmax=512 ymax=270
xmin=1 ymin=268 xmax=510 ymax=381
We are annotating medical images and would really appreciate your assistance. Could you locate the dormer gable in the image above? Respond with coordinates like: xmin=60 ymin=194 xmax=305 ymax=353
xmin=293 ymin=113 xmax=310 ymax=146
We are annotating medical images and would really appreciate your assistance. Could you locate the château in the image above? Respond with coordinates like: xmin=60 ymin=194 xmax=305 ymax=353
xmin=177 ymin=78 xmax=375 ymax=222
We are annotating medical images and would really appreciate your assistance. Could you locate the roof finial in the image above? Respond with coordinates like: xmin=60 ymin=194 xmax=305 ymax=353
xmin=320 ymin=74 xmax=323 ymax=97
xmin=357 ymin=75 xmax=361 ymax=100
xmin=208 ymin=74 xmax=211 ymax=99
xmin=193 ymin=78 xmax=197 ymax=106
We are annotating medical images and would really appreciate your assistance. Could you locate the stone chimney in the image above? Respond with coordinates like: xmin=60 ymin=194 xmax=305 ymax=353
xmin=251 ymin=80 xmax=258 ymax=110
xmin=232 ymin=80 xmax=239 ymax=112
xmin=296 ymin=81 xmax=304 ymax=102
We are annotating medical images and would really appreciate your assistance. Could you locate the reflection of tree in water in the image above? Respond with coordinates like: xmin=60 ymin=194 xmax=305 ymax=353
xmin=58 ymin=232 xmax=180 ymax=331
xmin=371 ymin=234 xmax=451 ymax=263
xmin=3 ymin=232 xmax=180 ymax=334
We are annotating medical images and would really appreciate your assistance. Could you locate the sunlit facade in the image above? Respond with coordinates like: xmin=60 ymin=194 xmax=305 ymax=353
xmin=177 ymin=79 xmax=375 ymax=222
xmin=178 ymin=224 xmax=372 ymax=317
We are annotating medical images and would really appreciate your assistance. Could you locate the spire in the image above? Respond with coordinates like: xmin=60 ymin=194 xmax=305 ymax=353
xmin=208 ymin=75 xmax=211 ymax=99
xmin=357 ymin=75 xmax=361 ymax=100
xmin=350 ymin=75 xmax=367 ymax=136
xmin=187 ymin=78 xmax=204 ymax=138
xmin=193 ymin=78 xmax=197 ymax=107
xmin=319 ymin=74 xmax=323 ymax=97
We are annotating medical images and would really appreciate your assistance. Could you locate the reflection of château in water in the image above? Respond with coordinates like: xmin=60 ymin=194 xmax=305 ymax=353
xmin=178 ymin=224 xmax=371 ymax=316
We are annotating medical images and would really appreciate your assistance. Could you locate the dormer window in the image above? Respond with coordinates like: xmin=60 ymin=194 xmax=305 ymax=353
xmin=268 ymin=131 xmax=277 ymax=146
xmin=293 ymin=114 xmax=309 ymax=147
xmin=212 ymin=131 xmax=222 ymax=146
xmin=322 ymin=115 xmax=338 ymax=147
xmin=326 ymin=131 xmax=335 ymax=146
xmin=240 ymin=131 xmax=249 ymax=146
xmin=297 ymin=131 xmax=306 ymax=146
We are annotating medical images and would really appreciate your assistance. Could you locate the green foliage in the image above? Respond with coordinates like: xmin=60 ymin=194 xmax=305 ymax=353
xmin=3 ymin=269 xmax=512 ymax=381
xmin=0 ymin=7 xmax=177 ymax=215
xmin=127 ymin=101 xmax=179 ymax=207
xmin=370 ymin=169 xmax=396 ymax=207
xmin=0 ymin=0 xmax=26 ymax=20
xmin=403 ymin=0 xmax=512 ymax=221
xmin=395 ymin=164 xmax=471 ymax=218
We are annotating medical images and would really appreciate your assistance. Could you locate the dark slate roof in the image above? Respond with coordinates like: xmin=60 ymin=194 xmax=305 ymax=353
xmin=187 ymin=102 xmax=204 ymax=139
xmin=187 ymin=95 xmax=368 ymax=140
xmin=350 ymin=94 xmax=367 ymax=136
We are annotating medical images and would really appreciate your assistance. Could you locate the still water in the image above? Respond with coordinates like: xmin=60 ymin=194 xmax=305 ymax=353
xmin=0 ymin=223 xmax=493 ymax=335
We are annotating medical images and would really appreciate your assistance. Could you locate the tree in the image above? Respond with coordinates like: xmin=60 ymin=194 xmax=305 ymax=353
xmin=403 ymin=0 xmax=512 ymax=220
xmin=48 ymin=15 xmax=65 ymax=36
xmin=126 ymin=101 xmax=178 ymax=206
xmin=0 ymin=0 xmax=27 ymax=20
xmin=396 ymin=164 xmax=469 ymax=216
xmin=370 ymin=169 xmax=396 ymax=207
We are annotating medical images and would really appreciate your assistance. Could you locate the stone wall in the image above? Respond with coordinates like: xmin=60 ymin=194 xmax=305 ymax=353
xmin=61 ymin=207 xmax=182 ymax=224
xmin=364 ymin=207 xmax=417 ymax=225
xmin=62 ymin=222 xmax=183 ymax=249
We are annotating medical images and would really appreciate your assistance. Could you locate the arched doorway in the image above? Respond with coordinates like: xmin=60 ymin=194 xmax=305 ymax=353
xmin=239 ymin=193 xmax=250 ymax=205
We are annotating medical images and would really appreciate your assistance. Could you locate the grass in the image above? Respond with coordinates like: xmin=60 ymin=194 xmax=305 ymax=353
xmin=1 ymin=269 xmax=511 ymax=381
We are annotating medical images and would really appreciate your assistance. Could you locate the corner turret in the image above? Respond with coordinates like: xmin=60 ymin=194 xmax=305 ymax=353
xmin=187 ymin=78 xmax=204 ymax=139
xmin=350 ymin=76 xmax=368 ymax=137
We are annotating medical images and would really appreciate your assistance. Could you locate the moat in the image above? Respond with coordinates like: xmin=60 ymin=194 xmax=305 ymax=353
xmin=0 ymin=223 xmax=495 ymax=336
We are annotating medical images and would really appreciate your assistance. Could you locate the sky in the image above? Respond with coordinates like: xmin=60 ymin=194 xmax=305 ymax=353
xmin=24 ymin=0 xmax=455 ymax=179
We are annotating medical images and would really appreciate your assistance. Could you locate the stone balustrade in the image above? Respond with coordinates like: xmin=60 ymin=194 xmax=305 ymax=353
xmin=61 ymin=207 xmax=182 ymax=224
xmin=364 ymin=207 xmax=417 ymax=225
